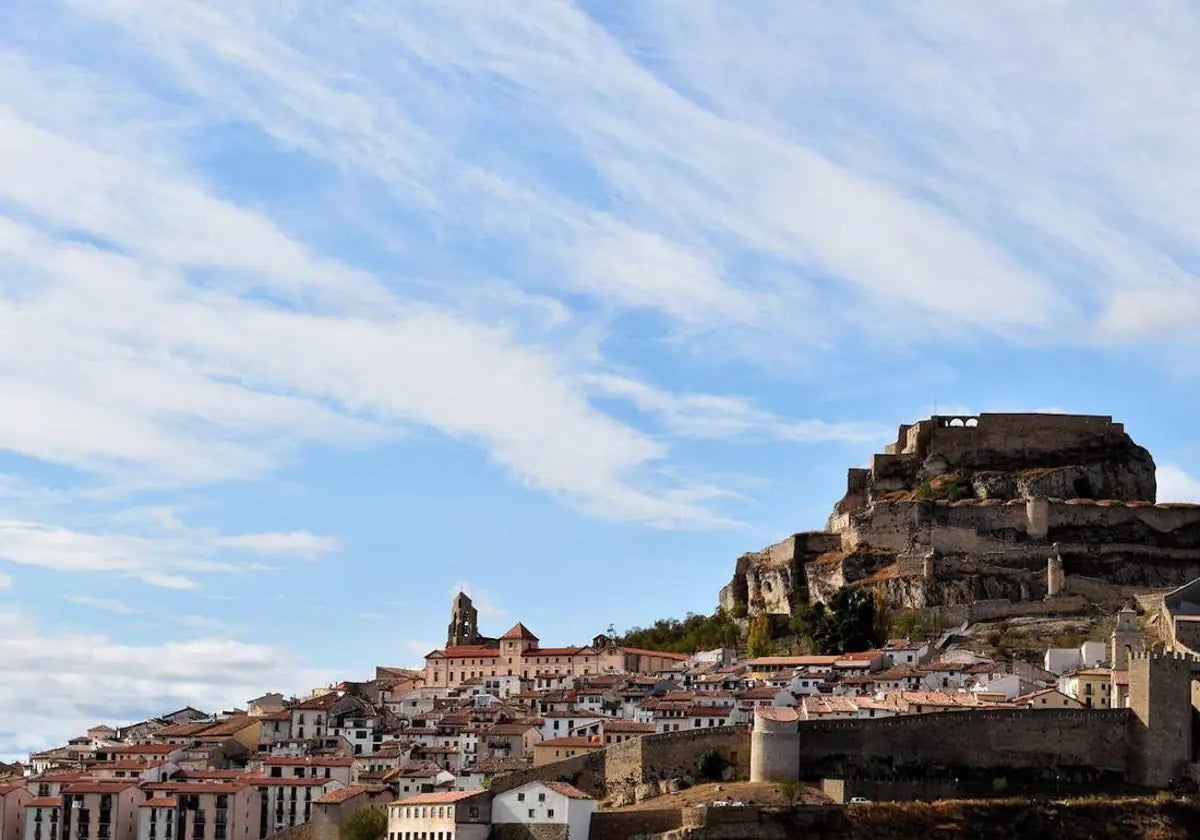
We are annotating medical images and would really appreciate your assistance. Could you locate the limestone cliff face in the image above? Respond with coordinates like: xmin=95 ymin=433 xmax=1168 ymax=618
xmin=722 ymin=413 xmax=1199 ymax=617
xmin=718 ymin=533 xmax=839 ymax=615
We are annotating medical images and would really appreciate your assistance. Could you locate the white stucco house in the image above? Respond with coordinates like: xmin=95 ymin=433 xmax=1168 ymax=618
xmin=491 ymin=781 xmax=596 ymax=840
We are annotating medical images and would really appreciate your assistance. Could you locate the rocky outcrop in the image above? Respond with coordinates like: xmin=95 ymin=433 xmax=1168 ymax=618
xmin=722 ymin=414 xmax=1200 ymax=617
xmin=718 ymin=534 xmax=839 ymax=615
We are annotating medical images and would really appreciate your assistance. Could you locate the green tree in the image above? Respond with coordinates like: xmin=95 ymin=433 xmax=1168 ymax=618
xmin=616 ymin=610 xmax=741 ymax=654
xmin=340 ymin=808 xmax=386 ymax=840
xmin=746 ymin=613 xmax=772 ymax=658
xmin=892 ymin=609 xmax=927 ymax=640
xmin=778 ymin=779 xmax=801 ymax=808
xmin=793 ymin=587 xmax=886 ymax=654
xmin=791 ymin=602 xmax=833 ymax=653
xmin=872 ymin=586 xmax=891 ymax=647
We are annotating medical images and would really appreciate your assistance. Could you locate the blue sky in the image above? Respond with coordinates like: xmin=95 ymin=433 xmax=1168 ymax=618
xmin=3 ymin=1 xmax=1200 ymax=757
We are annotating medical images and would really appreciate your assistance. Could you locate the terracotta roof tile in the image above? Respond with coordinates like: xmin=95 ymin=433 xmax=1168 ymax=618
xmin=499 ymin=623 xmax=539 ymax=641
xmin=392 ymin=790 xmax=483 ymax=806
xmin=313 ymin=786 xmax=367 ymax=804
xmin=755 ymin=706 xmax=800 ymax=723
xmin=542 ymin=781 xmax=593 ymax=800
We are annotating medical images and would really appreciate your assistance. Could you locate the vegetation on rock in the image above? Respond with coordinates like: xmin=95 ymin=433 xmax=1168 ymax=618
xmin=617 ymin=610 xmax=741 ymax=654
xmin=339 ymin=808 xmax=386 ymax=840
xmin=746 ymin=613 xmax=772 ymax=658
xmin=792 ymin=586 xmax=888 ymax=654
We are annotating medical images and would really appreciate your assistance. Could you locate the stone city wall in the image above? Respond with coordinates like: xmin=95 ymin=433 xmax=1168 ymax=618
xmin=589 ymin=810 xmax=682 ymax=840
xmin=490 ymin=728 xmax=750 ymax=801
xmin=489 ymin=825 xmax=568 ymax=840
xmin=930 ymin=595 xmax=1090 ymax=626
xmin=787 ymin=709 xmax=1130 ymax=781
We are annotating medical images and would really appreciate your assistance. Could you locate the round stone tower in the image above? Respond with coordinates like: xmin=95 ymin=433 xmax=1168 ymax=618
xmin=1046 ymin=543 xmax=1065 ymax=598
xmin=750 ymin=706 xmax=800 ymax=783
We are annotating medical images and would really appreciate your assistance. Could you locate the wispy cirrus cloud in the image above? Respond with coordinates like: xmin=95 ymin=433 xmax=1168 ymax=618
xmin=0 ymin=518 xmax=338 ymax=589
xmin=64 ymin=595 xmax=137 ymax=615
xmin=587 ymin=375 xmax=890 ymax=444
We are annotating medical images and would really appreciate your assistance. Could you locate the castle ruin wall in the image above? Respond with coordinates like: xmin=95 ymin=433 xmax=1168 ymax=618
xmin=755 ymin=709 xmax=1130 ymax=784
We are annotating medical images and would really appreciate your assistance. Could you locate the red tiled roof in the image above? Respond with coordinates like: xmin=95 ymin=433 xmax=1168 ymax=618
xmin=542 ymin=781 xmax=594 ymax=800
xmin=263 ymin=756 xmax=355 ymax=767
xmin=431 ymin=647 xmax=500 ymax=659
xmin=313 ymin=786 xmax=367 ymax=805
xmin=292 ymin=693 xmax=342 ymax=711
xmin=191 ymin=717 xmax=257 ymax=738
xmin=153 ymin=722 xmax=213 ymax=738
xmin=392 ymin=790 xmax=483 ymax=806
xmin=688 ymin=707 xmax=732 ymax=717
xmin=63 ymin=782 xmax=139 ymax=794
xmin=174 ymin=770 xmax=248 ymax=780
xmin=143 ymin=783 xmax=250 ymax=794
xmin=140 ymin=798 xmax=177 ymax=809
xmin=500 ymin=623 xmax=539 ymax=641
xmin=92 ymin=760 xmax=162 ymax=771
xmin=27 ymin=797 xmax=63 ymax=808
xmin=113 ymin=744 xmax=179 ymax=755
xmin=488 ymin=723 xmax=539 ymax=735
xmin=755 ymin=706 xmax=800 ymax=723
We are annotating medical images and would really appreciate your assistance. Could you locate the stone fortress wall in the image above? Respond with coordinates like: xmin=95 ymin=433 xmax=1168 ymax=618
xmin=752 ymin=650 xmax=1200 ymax=790
xmin=491 ymin=726 xmax=751 ymax=802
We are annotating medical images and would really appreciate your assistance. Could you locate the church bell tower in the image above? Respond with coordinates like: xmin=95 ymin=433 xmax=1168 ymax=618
xmin=447 ymin=591 xmax=481 ymax=647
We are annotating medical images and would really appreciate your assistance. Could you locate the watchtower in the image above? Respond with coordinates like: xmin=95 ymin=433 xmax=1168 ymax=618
xmin=447 ymin=591 xmax=481 ymax=648
xmin=1127 ymin=651 xmax=1199 ymax=788
xmin=1112 ymin=605 xmax=1141 ymax=671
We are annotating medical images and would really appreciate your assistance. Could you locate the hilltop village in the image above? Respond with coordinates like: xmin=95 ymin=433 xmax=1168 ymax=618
xmin=5 ymin=415 xmax=1200 ymax=839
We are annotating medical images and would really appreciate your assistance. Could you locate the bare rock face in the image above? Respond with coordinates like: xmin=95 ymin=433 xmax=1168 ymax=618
xmin=722 ymin=413 xmax=1198 ymax=618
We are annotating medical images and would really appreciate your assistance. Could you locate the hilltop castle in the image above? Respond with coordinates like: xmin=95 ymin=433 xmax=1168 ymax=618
xmin=721 ymin=413 xmax=1200 ymax=617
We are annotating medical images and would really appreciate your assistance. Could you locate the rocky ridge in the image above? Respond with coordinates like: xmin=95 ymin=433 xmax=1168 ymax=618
xmin=721 ymin=413 xmax=1200 ymax=618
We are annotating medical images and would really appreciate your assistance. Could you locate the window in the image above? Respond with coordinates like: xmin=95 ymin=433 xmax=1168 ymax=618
xmin=547 ymin=809 xmax=554 ymax=818
xmin=516 ymin=793 xmax=524 ymax=802
xmin=527 ymin=810 xmax=534 ymax=818
xmin=537 ymin=793 xmax=545 ymax=802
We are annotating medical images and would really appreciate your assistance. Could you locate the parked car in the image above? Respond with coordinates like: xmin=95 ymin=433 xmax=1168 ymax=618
xmin=848 ymin=796 xmax=871 ymax=804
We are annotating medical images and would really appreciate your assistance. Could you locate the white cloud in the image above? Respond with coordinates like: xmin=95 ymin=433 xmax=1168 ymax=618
xmin=215 ymin=531 xmax=339 ymax=557
xmin=57 ymin=0 xmax=1071 ymax=346
xmin=0 ymin=112 xmax=735 ymax=525
xmin=1097 ymin=287 xmax=1200 ymax=340
xmin=0 ymin=573 xmax=10 ymax=590
xmin=1157 ymin=464 xmax=1200 ymax=503
xmin=0 ymin=608 xmax=333 ymax=758
xmin=64 ymin=595 xmax=137 ymax=615
xmin=588 ymin=375 xmax=889 ymax=444
xmin=0 ymin=518 xmax=339 ymax=589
